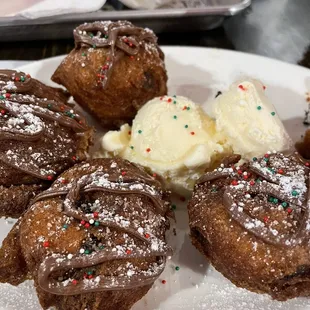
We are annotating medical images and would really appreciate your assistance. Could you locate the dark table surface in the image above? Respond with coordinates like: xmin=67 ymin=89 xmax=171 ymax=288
xmin=0 ymin=0 xmax=309 ymax=69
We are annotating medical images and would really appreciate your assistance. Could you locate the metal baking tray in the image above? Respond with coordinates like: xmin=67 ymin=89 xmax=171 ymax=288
xmin=0 ymin=0 xmax=251 ymax=41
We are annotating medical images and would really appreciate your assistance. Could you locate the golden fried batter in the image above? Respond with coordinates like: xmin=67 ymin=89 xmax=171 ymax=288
xmin=188 ymin=153 xmax=310 ymax=300
xmin=0 ymin=158 xmax=171 ymax=310
xmin=52 ymin=21 xmax=168 ymax=128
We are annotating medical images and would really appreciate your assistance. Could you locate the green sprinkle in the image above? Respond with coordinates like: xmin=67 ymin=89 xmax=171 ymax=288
xmin=252 ymin=157 xmax=257 ymax=161
xmin=70 ymin=114 xmax=75 ymax=119
xmin=271 ymin=112 xmax=276 ymax=116
xmin=93 ymin=44 xmax=96 ymax=48
xmin=82 ymin=52 xmax=86 ymax=56
xmin=175 ymin=266 xmax=180 ymax=271
xmin=87 ymin=270 xmax=93 ymax=275
xmin=84 ymin=249 xmax=90 ymax=255
xmin=20 ymin=76 xmax=25 ymax=82
xmin=105 ymin=35 xmax=109 ymax=39
xmin=257 ymin=106 xmax=262 ymax=110
xmin=264 ymin=157 xmax=269 ymax=162
xmin=63 ymin=224 xmax=68 ymax=229
xmin=273 ymin=198 xmax=278 ymax=204
xmin=186 ymin=107 xmax=190 ymax=111
xmin=89 ymin=33 xmax=94 ymax=38
xmin=256 ymin=178 xmax=261 ymax=183
xmin=211 ymin=187 xmax=218 ymax=193
xmin=47 ymin=104 xmax=52 ymax=109
xmin=173 ymin=101 xmax=177 ymax=104
xmin=130 ymin=146 xmax=134 ymax=150
xmin=94 ymin=221 xmax=100 ymax=227
xmin=173 ymin=115 xmax=177 ymax=119
xmin=282 ymin=202 xmax=288 ymax=208
xmin=99 ymin=245 xmax=105 ymax=250
xmin=0 ymin=95 xmax=4 ymax=100
xmin=292 ymin=190 xmax=299 ymax=196
xmin=268 ymin=196 xmax=274 ymax=203
xmin=173 ymin=95 xmax=177 ymax=98
xmin=171 ymin=204 xmax=176 ymax=210
xmin=138 ymin=130 xmax=142 ymax=134
xmin=184 ymin=125 xmax=189 ymax=128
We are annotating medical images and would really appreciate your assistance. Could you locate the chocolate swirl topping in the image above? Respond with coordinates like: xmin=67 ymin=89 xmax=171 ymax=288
xmin=73 ymin=21 xmax=159 ymax=88
xmin=33 ymin=159 xmax=172 ymax=295
xmin=197 ymin=152 xmax=310 ymax=247
xmin=0 ymin=70 xmax=89 ymax=182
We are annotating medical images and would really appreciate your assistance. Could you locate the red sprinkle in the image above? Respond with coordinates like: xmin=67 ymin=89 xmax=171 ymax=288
xmin=0 ymin=110 xmax=5 ymax=115
xmin=72 ymin=280 xmax=78 ymax=285
xmin=88 ymin=275 xmax=93 ymax=279
xmin=264 ymin=153 xmax=269 ymax=158
xmin=231 ymin=180 xmax=238 ymax=186
xmin=80 ymin=220 xmax=86 ymax=225
xmin=130 ymin=56 xmax=134 ymax=60
xmin=43 ymin=241 xmax=50 ymax=248
xmin=161 ymin=280 xmax=166 ymax=284
xmin=79 ymin=120 xmax=83 ymax=125
xmin=5 ymin=93 xmax=11 ymax=98
xmin=278 ymin=169 xmax=284 ymax=174
xmin=243 ymin=175 xmax=249 ymax=180
xmin=146 ymin=148 xmax=151 ymax=152
xmin=15 ymin=77 xmax=20 ymax=82
xmin=26 ymin=74 xmax=31 ymax=78
xmin=287 ymin=208 xmax=293 ymax=214
xmin=128 ymin=131 xmax=131 ymax=135
xmin=84 ymin=223 xmax=90 ymax=228
xmin=121 ymin=171 xmax=127 ymax=176
xmin=72 ymin=156 xmax=77 ymax=161
xmin=263 ymin=216 xmax=269 ymax=223
xmin=167 ymin=98 xmax=172 ymax=103
xmin=263 ymin=85 xmax=266 ymax=90
xmin=183 ymin=106 xmax=187 ymax=110
xmin=237 ymin=169 xmax=243 ymax=175
xmin=61 ymin=179 xmax=67 ymax=184
xmin=238 ymin=85 xmax=246 ymax=91
xmin=145 ymin=233 xmax=150 ymax=239
xmin=306 ymin=162 xmax=310 ymax=167
xmin=250 ymin=180 xmax=255 ymax=186
xmin=47 ymin=175 xmax=53 ymax=181
xmin=60 ymin=106 xmax=65 ymax=111
xmin=190 ymin=132 xmax=195 ymax=135
xmin=126 ymin=250 xmax=132 ymax=255
xmin=93 ymin=212 xmax=99 ymax=218
xmin=180 ymin=196 xmax=186 ymax=202
xmin=153 ymin=173 xmax=157 ymax=177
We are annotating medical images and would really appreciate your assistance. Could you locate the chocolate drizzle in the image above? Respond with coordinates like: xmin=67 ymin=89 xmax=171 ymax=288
xmin=33 ymin=159 xmax=171 ymax=295
xmin=197 ymin=152 xmax=310 ymax=247
xmin=73 ymin=21 xmax=158 ymax=88
xmin=0 ymin=70 xmax=90 ymax=182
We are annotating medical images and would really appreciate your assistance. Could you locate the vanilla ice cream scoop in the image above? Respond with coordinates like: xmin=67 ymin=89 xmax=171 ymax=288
xmin=99 ymin=96 xmax=230 ymax=193
xmin=212 ymin=80 xmax=293 ymax=160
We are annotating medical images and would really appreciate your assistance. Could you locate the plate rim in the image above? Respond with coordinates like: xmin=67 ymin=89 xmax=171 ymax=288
xmin=16 ymin=46 xmax=310 ymax=76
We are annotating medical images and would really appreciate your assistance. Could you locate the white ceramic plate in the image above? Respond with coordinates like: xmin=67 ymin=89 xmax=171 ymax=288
xmin=1 ymin=47 xmax=310 ymax=310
